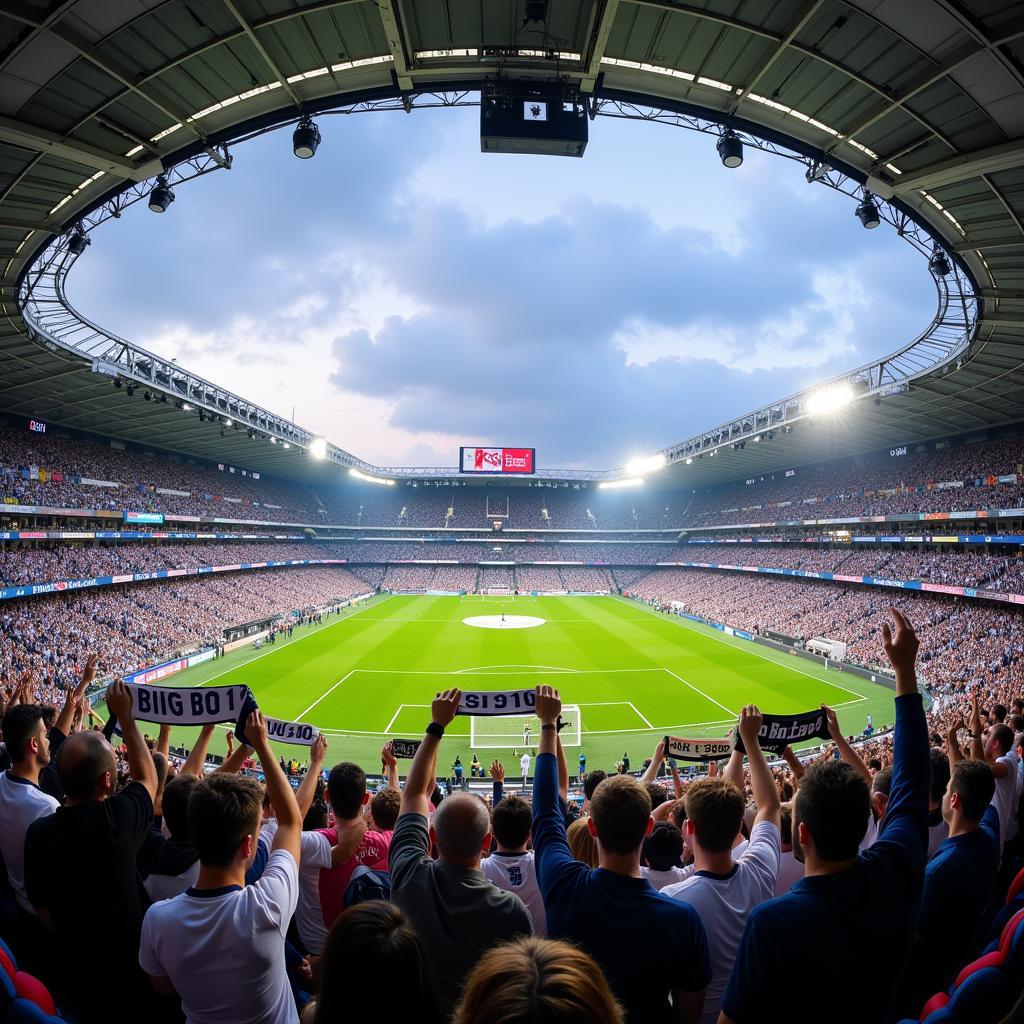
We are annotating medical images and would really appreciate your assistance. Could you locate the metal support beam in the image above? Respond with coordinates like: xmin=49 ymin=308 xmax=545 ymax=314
xmin=223 ymin=0 xmax=304 ymax=108
xmin=376 ymin=0 xmax=414 ymax=92
xmin=954 ymin=235 xmax=1024 ymax=253
xmin=980 ymin=313 xmax=1024 ymax=328
xmin=891 ymin=139 xmax=1024 ymax=194
xmin=580 ymin=0 xmax=622 ymax=93
xmin=0 ymin=114 xmax=159 ymax=180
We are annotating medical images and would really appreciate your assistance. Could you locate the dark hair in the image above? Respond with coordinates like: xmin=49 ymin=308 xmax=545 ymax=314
xmin=872 ymin=766 xmax=893 ymax=798
xmin=58 ymin=731 xmax=115 ymax=800
xmin=780 ymin=803 xmax=793 ymax=846
xmin=162 ymin=774 xmax=200 ymax=841
xmin=327 ymin=762 xmax=367 ymax=820
xmin=684 ymin=778 xmax=745 ymax=853
xmin=583 ymin=770 xmax=607 ymax=801
xmin=993 ymin=704 xmax=1007 ymax=722
xmin=990 ymin=724 xmax=1014 ymax=756
xmin=795 ymin=760 xmax=870 ymax=861
xmin=644 ymin=782 xmax=669 ymax=810
xmin=642 ymin=821 xmax=684 ymax=871
xmin=928 ymin=747 xmax=951 ymax=805
xmin=370 ymin=788 xmax=400 ymax=831
xmin=188 ymin=774 xmax=262 ymax=868
xmin=1 ymin=704 xmax=49 ymax=763
xmin=950 ymin=759 xmax=996 ymax=822
xmin=1009 ymin=714 xmax=1024 ymax=734
xmin=313 ymin=903 xmax=443 ymax=1024
xmin=867 ymin=758 xmax=882 ymax=772
xmin=668 ymin=798 xmax=686 ymax=830
xmin=590 ymin=775 xmax=651 ymax=855
xmin=492 ymin=796 xmax=532 ymax=849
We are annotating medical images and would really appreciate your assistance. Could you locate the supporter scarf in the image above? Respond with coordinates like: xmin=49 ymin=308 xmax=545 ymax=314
xmin=732 ymin=708 xmax=831 ymax=754
xmin=233 ymin=691 xmax=321 ymax=747
xmin=457 ymin=689 xmax=537 ymax=716
xmin=663 ymin=735 xmax=734 ymax=762
xmin=390 ymin=738 xmax=421 ymax=759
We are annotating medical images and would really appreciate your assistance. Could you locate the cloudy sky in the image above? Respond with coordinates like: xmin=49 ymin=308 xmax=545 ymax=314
xmin=69 ymin=106 xmax=935 ymax=470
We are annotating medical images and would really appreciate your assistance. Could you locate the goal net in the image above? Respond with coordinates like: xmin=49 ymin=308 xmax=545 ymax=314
xmin=482 ymin=587 xmax=512 ymax=596
xmin=471 ymin=705 xmax=582 ymax=749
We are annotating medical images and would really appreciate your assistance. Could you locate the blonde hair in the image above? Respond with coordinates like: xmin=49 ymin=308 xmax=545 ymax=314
xmin=453 ymin=937 xmax=623 ymax=1024
xmin=567 ymin=816 xmax=599 ymax=867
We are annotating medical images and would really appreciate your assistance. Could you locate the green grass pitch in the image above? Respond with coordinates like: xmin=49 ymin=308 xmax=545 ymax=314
xmin=139 ymin=593 xmax=900 ymax=775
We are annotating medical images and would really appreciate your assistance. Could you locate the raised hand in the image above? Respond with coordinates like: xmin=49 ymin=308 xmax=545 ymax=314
xmin=380 ymin=740 xmax=397 ymax=768
xmin=651 ymin=738 xmax=667 ymax=764
xmin=105 ymin=680 xmax=135 ymax=721
xmin=245 ymin=709 xmax=269 ymax=751
xmin=431 ymin=688 xmax=462 ymax=728
xmin=490 ymin=759 xmax=505 ymax=782
xmin=310 ymin=732 xmax=328 ymax=768
xmin=534 ymin=684 xmax=562 ymax=726
xmin=882 ymin=607 xmax=919 ymax=686
xmin=821 ymin=704 xmax=841 ymax=741
xmin=737 ymin=704 xmax=764 ymax=749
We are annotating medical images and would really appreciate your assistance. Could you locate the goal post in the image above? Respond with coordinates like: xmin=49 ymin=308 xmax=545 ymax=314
xmin=481 ymin=587 xmax=512 ymax=597
xmin=470 ymin=705 xmax=582 ymax=748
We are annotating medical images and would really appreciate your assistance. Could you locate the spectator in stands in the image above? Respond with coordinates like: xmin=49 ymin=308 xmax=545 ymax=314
xmin=24 ymin=680 xmax=158 ymax=1023
xmin=389 ymin=689 xmax=533 ymax=1011
xmin=302 ymin=902 xmax=443 ymax=1024
xmin=900 ymin=750 xmax=999 ymax=1015
xmin=483 ymin=794 xmax=547 ymax=936
xmin=139 ymin=709 xmax=302 ymax=1023
xmin=140 ymin=773 xmax=201 ymax=901
xmin=369 ymin=786 xmax=400 ymax=833
xmin=453 ymin=937 xmax=624 ymax=1024
xmin=566 ymin=816 xmax=599 ymax=867
xmin=664 ymin=706 xmax=781 ymax=1024
xmin=532 ymin=684 xmax=711 ymax=1023
xmin=926 ymin=747 xmax=951 ymax=856
xmin=581 ymin=769 xmax=607 ymax=814
xmin=967 ymin=692 xmax=1020 ymax=850
xmin=774 ymin=804 xmax=804 ymax=896
xmin=719 ymin=608 xmax=928 ymax=1024
xmin=0 ymin=703 xmax=59 ymax=921
xmin=640 ymin=821 xmax=689 ymax=890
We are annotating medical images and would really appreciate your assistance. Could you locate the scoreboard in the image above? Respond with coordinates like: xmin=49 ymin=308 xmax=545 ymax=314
xmin=459 ymin=447 xmax=536 ymax=475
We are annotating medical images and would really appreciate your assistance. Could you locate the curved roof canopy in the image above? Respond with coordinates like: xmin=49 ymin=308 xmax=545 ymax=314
xmin=0 ymin=0 xmax=1022 ymax=486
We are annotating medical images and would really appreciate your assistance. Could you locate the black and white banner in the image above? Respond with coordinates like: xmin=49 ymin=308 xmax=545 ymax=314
xmin=390 ymin=738 xmax=422 ymax=759
xmin=457 ymin=689 xmax=536 ymax=716
xmin=664 ymin=735 xmax=734 ymax=762
xmin=732 ymin=708 xmax=831 ymax=754
xmin=106 ymin=682 xmax=320 ymax=747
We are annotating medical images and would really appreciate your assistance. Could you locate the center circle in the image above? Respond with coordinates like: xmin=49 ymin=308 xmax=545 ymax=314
xmin=462 ymin=615 xmax=546 ymax=630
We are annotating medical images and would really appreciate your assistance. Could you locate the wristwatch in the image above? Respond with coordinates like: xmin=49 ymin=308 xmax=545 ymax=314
xmin=426 ymin=722 xmax=445 ymax=739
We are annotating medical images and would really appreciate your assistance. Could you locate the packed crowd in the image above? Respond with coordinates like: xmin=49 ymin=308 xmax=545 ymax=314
xmin=1 ymin=610 xmax=1021 ymax=1024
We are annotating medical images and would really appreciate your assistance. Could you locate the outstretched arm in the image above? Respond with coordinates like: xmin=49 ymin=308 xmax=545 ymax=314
xmin=722 ymin=745 xmax=745 ymax=790
xmin=294 ymin=734 xmax=328 ymax=818
xmin=555 ymin=735 xmax=569 ymax=802
xmin=105 ymin=681 xmax=157 ymax=800
xmin=642 ymin=740 xmax=667 ymax=784
xmin=821 ymin=706 xmax=872 ymax=786
xmin=54 ymin=656 xmax=96 ymax=736
xmin=248 ymin=711 xmax=301 ymax=862
xmin=181 ymin=723 xmax=216 ymax=778
xmin=737 ymin=706 xmax=781 ymax=830
xmin=780 ymin=746 xmax=804 ymax=790
xmin=946 ymin=718 xmax=965 ymax=768
xmin=381 ymin=741 xmax=400 ymax=792
xmin=400 ymin=689 xmax=461 ymax=818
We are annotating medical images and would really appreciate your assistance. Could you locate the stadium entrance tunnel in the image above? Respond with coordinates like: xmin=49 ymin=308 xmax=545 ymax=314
xmin=462 ymin=615 xmax=546 ymax=630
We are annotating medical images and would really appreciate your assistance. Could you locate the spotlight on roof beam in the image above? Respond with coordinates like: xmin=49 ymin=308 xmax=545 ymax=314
xmin=67 ymin=227 xmax=90 ymax=256
xmin=181 ymin=403 xmax=193 ymax=412
xmin=716 ymin=131 xmax=743 ymax=168
xmin=806 ymin=384 xmax=854 ymax=416
xmin=148 ymin=176 xmax=175 ymax=213
xmin=752 ymin=434 xmax=761 ymax=442
xmin=599 ymin=477 xmax=644 ymax=490
xmin=685 ymin=457 xmax=693 ymax=465
xmin=283 ymin=442 xmax=291 ymax=449
xmin=223 ymin=417 xmax=232 ymax=427
xmin=292 ymin=117 xmax=321 ymax=159
xmin=625 ymin=453 xmax=666 ymax=476
xmin=309 ymin=437 xmax=328 ymax=460
xmin=855 ymin=192 xmax=880 ymax=229
xmin=929 ymin=249 xmax=951 ymax=277
xmin=349 ymin=468 xmax=395 ymax=486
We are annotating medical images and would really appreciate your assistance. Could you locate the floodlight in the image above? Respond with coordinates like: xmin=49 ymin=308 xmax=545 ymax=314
xmin=309 ymin=437 xmax=328 ymax=460
xmin=293 ymin=117 xmax=321 ymax=159
xmin=752 ymin=434 xmax=761 ymax=443
xmin=270 ymin=436 xmax=277 ymax=444
xmin=67 ymin=228 xmax=90 ymax=255
xmin=625 ymin=453 xmax=666 ymax=476
xmin=716 ymin=131 xmax=743 ymax=168
xmin=599 ymin=477 xmax=644 ymax=490
xmin=855 ymin=192 xmax=880 ymax=229
xmin=148 ymin=176 xmax=175 ymax=213
xmin=182 ymin=403 xmax=193 ymax=411
xmin=929 ymin=249 xmax=951 ymax=277
xmin=806 ymin=384 xmax=854 ymax=416
xmin=685 ymin=457 xmax=693 ymax=465
xmin=283 ymin=442 xmax=291 ymax=449
xmin=349 ymin=468 xmax=395 ymax=486
xmin=223 ymin=417 xmax=232 ymax=426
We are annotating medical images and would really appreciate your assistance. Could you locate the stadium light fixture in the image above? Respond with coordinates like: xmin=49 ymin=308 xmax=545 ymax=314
xmin=148 ymin=176 xmax=175 ymax=213
xmin=685 ymin=457 xmax=693 ymax=465
xmin=293 ymin=117 xmax=321 ymax=159
xmin=309 ymin=437 xmax=328 ymax=460
xmin=752 ymin=434 xmax=761 ymax=443
xmin=929 ymin=249 xmax=951 ymax=277
xmin=806 ymin=384 xmax=854 ymax=416
xmin=855 ymin=192 xmax=880 ymax=229
xmin=599 ymin=478 xmax=644 ymax=490
xmin=67 ymin=227 xmax=90 ymax=256
xmin=143 ymin=390 xmax=152 ymax=401
xmin=223 ymin=417 xmax=232 ymax=427
xmin=182 ymin=402 xmax=193 ymax=412
xmin=625 ymin=453 xmax=666 ymax=476
xmin=270 ymin=436 xmax=277 ymax=444
xmin=716 ymin=131 xmax=743 ymax=169
xmin=349 ymin=468 xmax=395 ymax=486
xmin=283 ymin=442 xmax=291 ymax=449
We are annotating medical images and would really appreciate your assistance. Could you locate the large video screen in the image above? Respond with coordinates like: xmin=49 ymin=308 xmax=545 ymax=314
xmin=459 ymin=447 xmax=536 ymax=475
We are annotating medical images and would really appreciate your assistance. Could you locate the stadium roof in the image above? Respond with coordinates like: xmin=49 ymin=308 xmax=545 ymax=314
xmin=0 ymin=0 xmax=1022 ymax=488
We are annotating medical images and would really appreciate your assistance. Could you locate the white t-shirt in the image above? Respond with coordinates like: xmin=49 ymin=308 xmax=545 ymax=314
xmin=641 ymin=865 xmax=691 ymax=891
xmin=520 ymin=754 xmax=531 ymax=776
xmin=145 ymin=861 xmax=200 ymax=903
xmin=993 ymin=752 xmax=1022 ymax=846
xmin=482 ymin=851 xmax=545 ymax=936
xmin=927 ymin=815 xmax=949 ymax=859
xmin=0 ymin=771 xmax=58 ymax=913
xmin=139 ymin=849 xmax=300 ymax=1024
xmin=663 ymin=821 xmax=781 ymax=1024
xmin=773 ymin=848 xmax=804 ymax=896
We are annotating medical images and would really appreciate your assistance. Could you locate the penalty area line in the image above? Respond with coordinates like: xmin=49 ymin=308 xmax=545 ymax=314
xmin=295 ymin=670 xmax=357 ymax=721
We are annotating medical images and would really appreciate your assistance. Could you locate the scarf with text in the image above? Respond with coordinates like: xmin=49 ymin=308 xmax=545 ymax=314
xmin=663 ymin=735 xmax=734 ymax=762
xmin=732 ymin=708 xmax=831 ymax=754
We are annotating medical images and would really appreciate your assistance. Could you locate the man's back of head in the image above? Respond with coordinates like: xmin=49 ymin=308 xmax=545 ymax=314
xmin=683 ymin=778 xmax=744 ymax=854
xmin=589 ymin=775 xmax=652 ymax=856
xmin=162 ymin=774 xmax=201 ymax=842
xmin=492 ymin=795 xmax=531 ymax=852
xmin=327 ymin=761 xmax=367 ymax=821
xmin=432 ymin=792 xmax=490 ymax=864
xmin=370 ymin=787 xmax=400 ymax=832
xmin=988 ymin=723 xmax=1014 ymax=758
xmin=794 ymin=759 xmax=870 ymax=863
xmin=583 ymin=770 xmax=607 ymax=803
xmin=944 ymin=759 xmax=995 ymax=824
xmin=928 ymin=748 xmax=951 ymax=809
xmin=1 ymin=703 xmax=51 ymax=768
xmin=189 ymin=773 xmax=262 ymax=868
xmin=58 ymin=730 xmax=116 ymax=801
